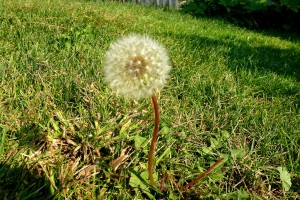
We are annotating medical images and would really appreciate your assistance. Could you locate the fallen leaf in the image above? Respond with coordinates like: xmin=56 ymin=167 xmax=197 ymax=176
xmin=111 ymin=148 xmax=129 ymax=171
xmin=76 ymin=165 xmax=97 ymax=179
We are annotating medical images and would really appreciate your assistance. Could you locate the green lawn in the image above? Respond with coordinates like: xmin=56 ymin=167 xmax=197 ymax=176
xmin=0 ymin=0 xmax=299 ymax=199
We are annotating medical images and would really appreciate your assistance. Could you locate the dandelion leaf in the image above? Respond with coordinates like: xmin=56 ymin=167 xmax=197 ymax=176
xmin=277 ymin=166 xmax=292 ymax=192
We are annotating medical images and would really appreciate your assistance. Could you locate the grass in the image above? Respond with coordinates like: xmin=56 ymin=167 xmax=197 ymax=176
xmin=0 ymin=0 xmax=299 ymax=199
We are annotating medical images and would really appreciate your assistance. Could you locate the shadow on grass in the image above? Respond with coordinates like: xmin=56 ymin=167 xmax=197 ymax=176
xmin=168 ymin=32 xmax=300 ymax=97
xmin=0 ymin=163 xmax=54 ymax=200
xmin=0 ymin=125 xmax=54 ymax=200
xmin=177 ymin=7 xmax=300 ymax=43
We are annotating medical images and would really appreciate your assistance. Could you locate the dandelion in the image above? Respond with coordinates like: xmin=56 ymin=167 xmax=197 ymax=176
xmin=103 ymin=35 xmax=223 ymax=191
xmin=103 ymin=34 xmax=171 ymax=187
xmin=103 ymin=34 xmax=171 ymax=100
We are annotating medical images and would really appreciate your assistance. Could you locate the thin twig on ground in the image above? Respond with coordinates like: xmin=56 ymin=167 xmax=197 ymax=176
xmin=181 ymin=157 xmax=224 ymax=190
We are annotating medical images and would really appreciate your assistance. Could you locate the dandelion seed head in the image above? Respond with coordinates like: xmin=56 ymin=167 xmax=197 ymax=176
xmin=103 ymin=34 xmax=172 ymax=99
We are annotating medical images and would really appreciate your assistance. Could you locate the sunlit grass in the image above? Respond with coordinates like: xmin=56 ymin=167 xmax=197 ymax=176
xmin=0 ymin=0 xmax=299 ymax=199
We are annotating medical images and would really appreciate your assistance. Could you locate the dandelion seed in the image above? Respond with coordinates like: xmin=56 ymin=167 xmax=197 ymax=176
xmin=103 ymin=34 xmax=171 ymax=99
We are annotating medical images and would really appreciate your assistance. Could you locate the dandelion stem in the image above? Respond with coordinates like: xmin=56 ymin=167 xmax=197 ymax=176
xmin=181 ymin=157 xmax=224 ymax=190
xmin=148 ymin=95 xmax=159 ymax=187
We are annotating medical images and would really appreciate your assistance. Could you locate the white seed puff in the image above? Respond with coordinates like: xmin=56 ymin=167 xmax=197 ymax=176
xmin=103 ymin=34 xmax=172 ymax=99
